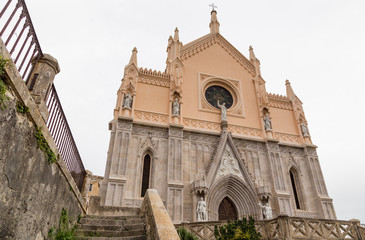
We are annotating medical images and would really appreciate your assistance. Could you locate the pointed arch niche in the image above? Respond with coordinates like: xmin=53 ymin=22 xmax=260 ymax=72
xmin=218 ymin=197 xmax=238 ymax=220
xmin=207 ymin=175 xmax=260 ymax=221
xmin=289 ymin=167 xmax=304 ymax=210
xmin=140 ymin=152 xmax=152 ymax=197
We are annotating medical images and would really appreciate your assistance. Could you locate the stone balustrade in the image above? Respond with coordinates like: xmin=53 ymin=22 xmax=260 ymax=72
xmin=141 ymin=189 xmax=180 ymax=240
xmin=176 ymin=215 xmax=365 ymax=240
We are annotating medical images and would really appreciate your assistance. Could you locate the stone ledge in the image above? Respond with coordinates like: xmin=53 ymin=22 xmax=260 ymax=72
xmin=141 ymin=189 xmax=179 ymax=240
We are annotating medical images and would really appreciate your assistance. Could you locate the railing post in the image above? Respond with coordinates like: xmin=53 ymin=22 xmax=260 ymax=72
xmin=277 ymin=214 xmax=291 ymax=240
xmin=27 ymin=53 xmax=60 ymax=123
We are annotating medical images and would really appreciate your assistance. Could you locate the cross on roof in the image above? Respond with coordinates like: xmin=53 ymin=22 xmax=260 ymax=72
xmin=209 ymin=3 xmax=217 ymax=11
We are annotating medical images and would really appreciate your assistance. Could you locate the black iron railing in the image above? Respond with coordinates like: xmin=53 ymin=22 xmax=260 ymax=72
xmin=46 ymin=85 xmax=85 ymax=191
xmin=0 ymin=0 xmax=86 ymax=191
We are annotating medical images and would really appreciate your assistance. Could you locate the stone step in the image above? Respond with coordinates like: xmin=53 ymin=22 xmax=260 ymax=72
xmin=75 ymin=229 xmax=145 ymax=238
xmin=76 ymin=236 xmax=146 ymax=240
xmin=85 ymin=215 xmax=144 ymax=220
xmin=80 ymin=217 xmax=145 ymax=226
xmin=78 ymin=223 xmax=145 ymax=232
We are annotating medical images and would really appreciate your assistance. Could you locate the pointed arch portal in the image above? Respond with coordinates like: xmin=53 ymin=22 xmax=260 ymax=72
xmin=218 ymin=197 xmax=237 ymax=220
xmin=207 ymin=175 xmax=260 ymax=220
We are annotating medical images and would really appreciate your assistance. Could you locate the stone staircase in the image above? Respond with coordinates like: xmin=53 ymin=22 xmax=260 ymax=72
xmin=75 ymin=214 xmax=146 ymax=240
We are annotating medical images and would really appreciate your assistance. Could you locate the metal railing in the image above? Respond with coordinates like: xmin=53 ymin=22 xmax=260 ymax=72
xmin=0 ymin=0 xmax=86 ymax=191
xmin=0 ymin=0 xmax=42 ymax=82
xmin=46 ymin=85 xmax=85 ymax=191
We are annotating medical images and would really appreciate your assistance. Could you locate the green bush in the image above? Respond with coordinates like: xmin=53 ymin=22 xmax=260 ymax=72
xmin=0 ymin=55 xmax=11 ymax=110
xmin=34 ymin=127 xmax=57 ymax=164
xmin=16 ymin=101 xmax=29 ymax=114
xmin=177 ymin=227 xmax=199 ymax=240
xmin=214 ymin=216 xmax=261 ymax=240
xmin=48 ymin=208 xmax=78 ymax=240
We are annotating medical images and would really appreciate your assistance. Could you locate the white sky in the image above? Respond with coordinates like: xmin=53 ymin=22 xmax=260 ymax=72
xmin=13 ymin=0 xmax=365 ymax=222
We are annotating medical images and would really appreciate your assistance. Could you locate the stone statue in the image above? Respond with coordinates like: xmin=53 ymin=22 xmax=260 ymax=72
xmin=123 ymin=93 xmax=132 ymax=109
xmin=197 ymin=197 xmax=207 ymax=221
xmin=172 ymin=98 xmax=180 ymax=116
xmin=259 ymin=202 xmax=273 ymax=219
xmin=263 ymin=113 xmax=272 ymax=131
xmin=301 ymin=123 xmax=309 ymax=137
xmin=217 ymin=100 xmax=227 ymax=122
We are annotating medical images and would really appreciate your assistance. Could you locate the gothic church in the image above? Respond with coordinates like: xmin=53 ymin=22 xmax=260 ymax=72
xmin=99 ymin=9 xmax=336 ymax=223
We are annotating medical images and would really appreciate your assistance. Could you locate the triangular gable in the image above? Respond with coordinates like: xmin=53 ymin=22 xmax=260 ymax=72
xmin=206 ymin=131 xmax=256 ymax=191
xmin=180 ymin=33 xmax=256 ymax=76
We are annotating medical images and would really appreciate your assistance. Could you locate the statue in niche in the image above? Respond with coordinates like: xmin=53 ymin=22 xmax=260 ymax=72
xmin=217 ymin=100 xmax=227 ymax=122
xmin=301 ymin=122 xmax=309 ymax=137
xmin=259 ymin=202 xmax=273 ymax=219
xmin=196 ymin=197 xmax=208 ymax=221
xmin=123 ymin=92 xmax=132 ymax=109
xmin=263 ymin=113 xmax=272 ymax=131
xmin=172 ymin=98 xmax=180 ymax=116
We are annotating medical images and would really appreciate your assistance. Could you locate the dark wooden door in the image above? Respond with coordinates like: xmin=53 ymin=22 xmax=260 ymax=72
xmin=218 ymin=197 xmax=238 ymax=220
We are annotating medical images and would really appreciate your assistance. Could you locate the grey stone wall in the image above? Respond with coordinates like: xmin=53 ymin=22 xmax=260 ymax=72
xmin=0 ymin=88 xmax=83 ymax=239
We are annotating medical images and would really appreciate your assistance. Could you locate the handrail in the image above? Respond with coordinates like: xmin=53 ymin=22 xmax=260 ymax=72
xmin=0 ymin=0 xmax=43 ymax=82
xmin=0 ymin=0 xmax=86 ymax=191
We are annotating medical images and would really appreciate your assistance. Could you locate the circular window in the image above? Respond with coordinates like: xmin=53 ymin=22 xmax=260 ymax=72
xmin=205 ymin=85 xmax=233 ymax=109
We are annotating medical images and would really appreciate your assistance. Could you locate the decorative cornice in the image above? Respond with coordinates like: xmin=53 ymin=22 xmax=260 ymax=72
xmin=138 ymin=67 xmax=170 ymax=79
xmin=275 ymin=132 xmax=301 ymax=144
xmin=268 ymin=93 xmax=293 ymax=110
xmin=134 ymin=110 xmax=169 ymax=125
xmin=180 ymin=34 xmax=256 ymax=76
xmin=138 ymin=75 xmax=170 ymax=88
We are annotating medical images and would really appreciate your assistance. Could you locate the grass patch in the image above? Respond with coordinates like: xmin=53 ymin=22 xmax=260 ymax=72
xmin=0 ymin=55 xmax=11 ymax=110
xmin=16 ymin=101 xmax=29 ymax=114
xmin=34 ymin=127 xmax=57 ymax=164
xmin=48 ymin=208 xmax=78 ymax=240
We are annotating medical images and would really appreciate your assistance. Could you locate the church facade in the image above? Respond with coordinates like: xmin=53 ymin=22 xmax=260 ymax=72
xmin=99 ymin=10 xmax=336 ymax=223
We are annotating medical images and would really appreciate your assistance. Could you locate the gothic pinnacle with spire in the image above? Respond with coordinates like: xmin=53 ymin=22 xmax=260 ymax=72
xmin=128 ymin=47 xmax=138 ymax=67
xmin=174 ymin=27 xmax=179 ymax=41
xmin=285 ymin=79 xmax=295 ymax=100
xmin=209 ymin=7 xmax=220 ymax=34
xmin=249 ymin=46 xmax=261 ymax=76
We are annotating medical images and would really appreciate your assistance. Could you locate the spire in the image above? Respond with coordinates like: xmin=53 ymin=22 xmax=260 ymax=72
xmin=249 ymin=46 xmax=261 ymax=76
xmin=129 ymin=47 xmax=138 ymax=66
xmin=249 ymin=46 xmax=256 ymax=60
xmin=174 ymin=27 xmax=179 ymax=41
xmin=285 ymin=79 xmax=295 ymax=100
xmin=209 ymin=10 xmax=220 ymax=33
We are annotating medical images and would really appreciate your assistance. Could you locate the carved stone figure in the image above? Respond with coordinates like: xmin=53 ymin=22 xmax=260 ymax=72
xmin=172 ymin=98 xmax=180 ymax=116
xmin=217 ymin=100 xmax=227 ymax=121
xmin=301 ymin=123 xmax=309 ymax=137
xmin=259 ymin=202 xmax=273 ymax=219
xmin=263 ymin=113 xmax=272 ymax=131
xmin=197 ymin=197 xmax=208 ymax=221
xmin=123 ymin=93 xmax=132 ymax=109
xmin=216 ymin=146 xmax=243 ymax=180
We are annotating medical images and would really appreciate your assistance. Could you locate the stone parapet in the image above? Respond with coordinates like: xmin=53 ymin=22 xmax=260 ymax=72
xmin=176 ymin=216 xmax=365 ymax=240
xmin=141 ymin=189 xmax=180 ymax=240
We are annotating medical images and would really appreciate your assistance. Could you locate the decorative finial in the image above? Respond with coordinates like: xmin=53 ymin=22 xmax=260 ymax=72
xmin=209 ymin=4 xmax=220 ymax=33
xmin=128 ymin=47 xmax=138 ymax=66
xmin=209 ymin=3 xmax=217 ymax=12
xmin=174 ymin=27 xmax=179 ymax=41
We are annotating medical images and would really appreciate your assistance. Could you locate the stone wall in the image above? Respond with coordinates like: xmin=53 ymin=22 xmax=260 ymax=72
xmin=0 ymin=39 xmax=85 ymax=240
xmin=0 ymin=85 xmax=83 ymax=240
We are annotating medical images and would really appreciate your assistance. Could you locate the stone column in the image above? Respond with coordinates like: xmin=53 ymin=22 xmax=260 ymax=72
xmin=27 ymin=54 xmax=60 ymax=123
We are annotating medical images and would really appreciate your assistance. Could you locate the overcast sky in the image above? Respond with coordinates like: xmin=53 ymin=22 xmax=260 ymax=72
xmin=6 ymin=0 xmax=364 ymax=222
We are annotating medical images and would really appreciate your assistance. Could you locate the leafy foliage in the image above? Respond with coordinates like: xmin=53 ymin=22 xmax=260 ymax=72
xmin=34 ymin=127 xmax=57 ymax=164
xmin=0 ymin=55 xmax=11 ymax=110
xmin=214 ymin=217 xmax=261 ymax=240
xmin=16 ymin=101 xmax=29 ymax=114
xmin=48 ymin=208 xmax=78 ymax=240
xmin=177 ymin=227 xmax=199 ymax=240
